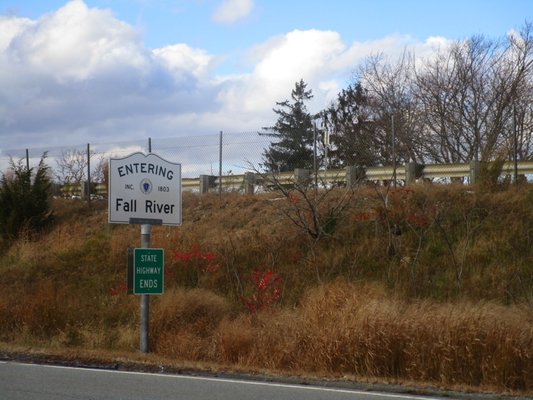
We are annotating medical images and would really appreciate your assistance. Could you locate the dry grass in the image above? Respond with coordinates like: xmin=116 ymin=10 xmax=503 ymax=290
xmin=150 ymin=288 xmax=230 ymax=359
xmin=2 ymin=186 xmax=533 ymax=394
xmin=209 ymin=280 xmax=533 ymax=392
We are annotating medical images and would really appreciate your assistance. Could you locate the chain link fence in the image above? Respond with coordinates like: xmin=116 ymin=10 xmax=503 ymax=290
xmin=1 ymin=130 xmax=530 ymax=198
xmin=0 ymin=131 xmax=274 ymax=196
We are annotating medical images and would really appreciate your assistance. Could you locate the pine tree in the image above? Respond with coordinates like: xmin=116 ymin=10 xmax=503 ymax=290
xmin=0 ymin=153 xmax=53 ymax=240
xmin=261 ymin=79 xmax=316 ymax=172
xmin=322 ymin=82 xmax=380 ymax=167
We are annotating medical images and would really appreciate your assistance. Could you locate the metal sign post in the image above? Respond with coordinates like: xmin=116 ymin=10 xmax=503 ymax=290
xmin=108 ymin=148 xmax=181 ymax=354
xmin=141 ymin=140 xmax=151 ymax=353
xmin=140 ymin=224 xmax=151 ymax=353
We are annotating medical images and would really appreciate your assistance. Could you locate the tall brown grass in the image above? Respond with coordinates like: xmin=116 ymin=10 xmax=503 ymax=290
xmin=1 ymin=186 xmax=533 ymax=394
xmin=212 ymin=281 xmax=533 ymax=391
xmin=150 ymin=288 xmax=230 ymax=359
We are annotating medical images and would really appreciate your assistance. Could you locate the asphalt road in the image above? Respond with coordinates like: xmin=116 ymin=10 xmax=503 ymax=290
xmin=0 ymin=361 xmax=451 ymax=400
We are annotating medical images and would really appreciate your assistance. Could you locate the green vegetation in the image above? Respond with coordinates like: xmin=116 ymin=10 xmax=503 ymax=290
xmin=0 ymin=154 xmax=53 ymax=244
xmin=0 ymin=184 xmax=533 ymax=394
xmin=260 ymin=79 xmax=316 ymax=172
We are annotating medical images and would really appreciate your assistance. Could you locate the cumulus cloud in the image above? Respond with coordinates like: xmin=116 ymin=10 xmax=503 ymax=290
xmin=0 ymin=15 xmax=33 ymax=51
xmin=152 ymin=44 xmax=213 ymax=79
xmin=0 ymin=0 xmax=221 ymax=149
xmin=218 ymin=30 xmax=396 ymax=120
xmin=2 ymin=0 xmax=147 ymax=82
xmin=213 ymin=31 xmax=453 ymax=133
xmin=0 ymin=0 xmax=447 ymax=164
xmin=217 ymin=30 xmax=347 ymax=118
xmin=212 ymin=0 xmax=253 ymax=25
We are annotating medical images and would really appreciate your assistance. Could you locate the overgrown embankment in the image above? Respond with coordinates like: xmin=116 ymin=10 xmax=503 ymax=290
xmin=0 ymin=184 xmax=533 ymax=394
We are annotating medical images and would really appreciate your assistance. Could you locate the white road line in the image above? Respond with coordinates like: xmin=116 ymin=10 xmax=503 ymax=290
xmin=10 ymin=362 xmax=443 ymax=400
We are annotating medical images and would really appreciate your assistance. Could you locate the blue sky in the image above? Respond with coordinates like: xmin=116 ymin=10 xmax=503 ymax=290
xmin=0 ymin=0 xmax=532 ymax=159
xmin=5 ymin=1 xmax=529 ymax=50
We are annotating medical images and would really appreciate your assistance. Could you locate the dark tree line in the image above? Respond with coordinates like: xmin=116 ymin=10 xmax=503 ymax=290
xmin=261 ymin=22 xmax=533 ymax=172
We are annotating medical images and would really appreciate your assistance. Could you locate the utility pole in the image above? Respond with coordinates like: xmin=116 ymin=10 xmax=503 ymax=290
xmin=219 ymin=131 xmax=223 ymax=197
xmin=87 ymin=143 xmax=91 ymax=207
xmin=392 ymin=114 xmax=397 ymax=188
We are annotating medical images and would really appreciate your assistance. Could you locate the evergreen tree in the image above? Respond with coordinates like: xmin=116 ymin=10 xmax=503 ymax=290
xmin=261 ymin=79 xmax=316 ymax=172
xmin=322 ymin=82 xmax=381 ymax=167
xmin=0 ymin=153 xmax=53 ymax=240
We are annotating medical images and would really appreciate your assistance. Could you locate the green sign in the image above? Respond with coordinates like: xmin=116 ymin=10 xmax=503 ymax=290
xmin=133 ymin=248 xmax=164 ymax=295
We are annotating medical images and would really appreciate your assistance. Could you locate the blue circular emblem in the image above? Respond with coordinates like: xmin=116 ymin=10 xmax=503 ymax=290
xmin=140 ymin=178 xmax=153 ymax=195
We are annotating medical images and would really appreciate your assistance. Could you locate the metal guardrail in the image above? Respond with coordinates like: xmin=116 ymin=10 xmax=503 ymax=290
xmin=501 ymin=160 xmax=533 ymax=175
xmin=204 ymin=160 xmax=533 ymax=193
xmin=63 ymin=160 xmax=533 ymax=197
xmin=423 ymin=163 xmax=471 ymax=179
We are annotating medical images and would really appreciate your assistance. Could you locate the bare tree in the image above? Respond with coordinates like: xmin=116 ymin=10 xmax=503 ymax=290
xmin=514 ymin=89 xmax=533 ymax=160
xmin=358 ymin=52 xmax=425 ymax=166
xmin=55 ymin=148 xmax=91 ymax=186
xmin=92 ymin=155 xmax=108 ymax=184
xmin=345 ymin=22 xmax=533 ymax=168
xmin=415 ymin=24 xmax=533 ymax=163
xmin=497 ymin=23 xmax=533 ymax=160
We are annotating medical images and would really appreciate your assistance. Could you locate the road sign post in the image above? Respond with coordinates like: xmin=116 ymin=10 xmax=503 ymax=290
xmin=108 ymin=151 xmax=181 ymax=353
xmin=140 ymin=225 xmax=151 ymax=353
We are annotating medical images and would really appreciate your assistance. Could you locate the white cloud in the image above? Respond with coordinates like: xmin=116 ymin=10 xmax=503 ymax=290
xmin=0 ymin=0 xmax=221 ymax=149
xmin=0 ymin=15 xmax=33 ymax=51
xmin=0 ymin=0 xmax=448 ymax=164
xmin=3 ymin=0 xmax=148 ymax=83
xmin=212 ymin=30 xmax=452 ymax=132
xmin=218 ymin=30 xmax=348 ymax=116
xmin=152 ymin=44 xmax=214 ymax=79
xmin=212 ymin=0 xmax=253 ymax=25
xmin=217 ymin=29 xmax=384 ymax=120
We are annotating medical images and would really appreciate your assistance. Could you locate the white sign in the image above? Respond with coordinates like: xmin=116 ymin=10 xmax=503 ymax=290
xmin=108 ymin=152 xmax=182 ymax=225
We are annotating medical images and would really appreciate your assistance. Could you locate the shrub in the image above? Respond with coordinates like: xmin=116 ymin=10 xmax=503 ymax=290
xmin=0 ymin=154 xmax=53 ymax=241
